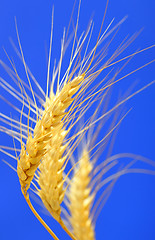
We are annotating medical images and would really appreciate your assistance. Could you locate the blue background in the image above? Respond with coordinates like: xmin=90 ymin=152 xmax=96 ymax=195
xmin=0 ymin=0 xmax=154 ymax=239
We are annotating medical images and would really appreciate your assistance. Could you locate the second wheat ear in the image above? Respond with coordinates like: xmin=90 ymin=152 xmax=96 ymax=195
xmin=69 ymin=149 xmax=95 ymax=240
xmin=32 ymin=75 xmax=85 ymax=240
xmin=17 ymin=74 xmax=84 ymax=194
xmin=64 ymin=88 xmax=155 ymax=240
xmin=17 ymin=68 xmax=85 ymax=239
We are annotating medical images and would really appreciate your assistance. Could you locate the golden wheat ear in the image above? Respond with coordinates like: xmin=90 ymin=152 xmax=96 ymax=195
xmin=63 ymin=129 xmax=155 ymax=240
xmin=64 ymin=149 xmax=155 ymax=240
xmin=61 ymin=83 xmax=155 ymax=240
xmin=68 ymin=149 xmax=95 ymax=240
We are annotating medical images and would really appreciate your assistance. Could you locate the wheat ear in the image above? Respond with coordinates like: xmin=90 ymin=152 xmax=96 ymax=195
xmin=34 ymin=74 xmax=86 ymax=240
xmin=69 ymin=149 xmax=95 ymax=240
xmin=63 ymin=85 xmax=155 ymax=240
xmin=67 ymin=150 xmax=155 ymax=240
xmin=17 ymin=74 xmax=84 ymax=195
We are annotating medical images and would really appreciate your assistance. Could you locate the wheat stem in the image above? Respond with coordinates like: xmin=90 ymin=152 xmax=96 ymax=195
xmin=24 ymin=193 xmax=59 ymax=240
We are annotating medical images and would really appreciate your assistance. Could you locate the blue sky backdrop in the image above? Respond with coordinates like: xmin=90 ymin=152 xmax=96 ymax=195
xmin=0 ymin=0 xmax=154 ymax=240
